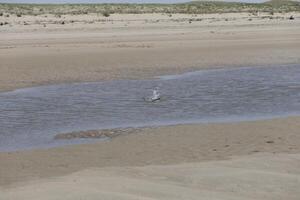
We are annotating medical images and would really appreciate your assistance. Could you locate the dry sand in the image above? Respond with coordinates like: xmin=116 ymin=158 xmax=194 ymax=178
xmin=0 ymin=13 xmax=300 ymax=91
xmin=2 ymin=152 xmax=300 ymax=200
xmin=0 ymin=12 xmax=300 ymax=199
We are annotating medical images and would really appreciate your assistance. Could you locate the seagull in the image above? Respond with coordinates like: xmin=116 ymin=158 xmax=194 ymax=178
xmin=150 ymin=88 xmax=161 ymax=102
xmin=144 ymin=87 xmax=161 ymax=102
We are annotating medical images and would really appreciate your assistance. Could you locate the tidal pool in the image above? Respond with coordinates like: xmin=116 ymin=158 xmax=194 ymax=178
xmin=1 ymin=64 xmax=300 ymax=151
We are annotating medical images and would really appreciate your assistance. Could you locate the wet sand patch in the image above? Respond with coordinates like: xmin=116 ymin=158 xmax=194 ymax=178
xmin=54 ymin=128 xmax=144 ymax=140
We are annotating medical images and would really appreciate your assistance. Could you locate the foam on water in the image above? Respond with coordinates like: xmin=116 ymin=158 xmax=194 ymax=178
xmin=1 ymin=64 xmax=300 ymax=152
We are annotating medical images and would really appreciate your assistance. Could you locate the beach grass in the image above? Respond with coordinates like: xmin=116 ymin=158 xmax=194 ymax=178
xmin=0 ymin=0 xmax=299 ymax=16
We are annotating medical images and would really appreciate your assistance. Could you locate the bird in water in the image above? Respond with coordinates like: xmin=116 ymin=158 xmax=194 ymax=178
xmin=151 ymin=88 xmax=161 ymax=102
xmin=145 ymin=87 xmax=161 ymax=102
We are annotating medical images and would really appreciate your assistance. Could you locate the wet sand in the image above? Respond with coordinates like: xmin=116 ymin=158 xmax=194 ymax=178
xmin=1 ymin=12 xmax=300 ymax=199
xmin=1 ymin=117 xmax=300 ymax=187
xmin=0 ymin=13 xmax=300 ymax=92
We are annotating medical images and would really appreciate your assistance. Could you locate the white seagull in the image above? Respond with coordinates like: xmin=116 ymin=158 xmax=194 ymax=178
xmin=150 ymin=88 xmax=161 ymax=102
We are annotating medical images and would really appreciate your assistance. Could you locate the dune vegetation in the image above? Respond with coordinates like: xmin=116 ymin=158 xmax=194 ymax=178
xmin=0 ymin=0 xmax=299 ymax=16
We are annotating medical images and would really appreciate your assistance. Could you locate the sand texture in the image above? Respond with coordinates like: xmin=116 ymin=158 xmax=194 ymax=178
xmin=0 ymin=12 xmax=300 ymax=199
xmin=1 ymin=153 xmax=300 ymax=200
xmin=1 ymin=117 xmax=300 ymax=187
xmin=0 ymin=13 xmax=299 ymax=92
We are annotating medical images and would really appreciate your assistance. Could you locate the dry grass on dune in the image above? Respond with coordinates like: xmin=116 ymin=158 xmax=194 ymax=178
xmin=0 ymin=0 xmax=299 ymax=17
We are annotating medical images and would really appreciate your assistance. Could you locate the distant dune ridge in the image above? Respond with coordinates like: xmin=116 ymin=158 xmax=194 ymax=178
xmin=0 ymin=0 xmax=299 ymax=15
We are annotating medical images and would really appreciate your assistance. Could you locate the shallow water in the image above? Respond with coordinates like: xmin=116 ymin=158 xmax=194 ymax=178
xmin=1 ymin=64 xmax=300 ymax=152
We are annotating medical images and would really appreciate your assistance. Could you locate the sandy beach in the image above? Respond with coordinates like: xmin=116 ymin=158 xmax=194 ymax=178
xmin=1 ymin=13 xmax=300 ymax=92
xmin=1 ymin=117 xmax=300 ymax=199
xmin=1 ymin=11 xmax=300 ymax=199
xmin=2 ymin=153 xmax=300 ymax=200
